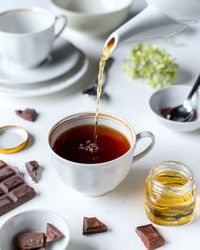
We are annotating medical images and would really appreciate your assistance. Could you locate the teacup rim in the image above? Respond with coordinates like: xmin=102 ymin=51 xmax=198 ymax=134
xmin=48 ymin=112 xmax=136 ymax=168
xmin=0 ymin=7 xmax=55 ymax=36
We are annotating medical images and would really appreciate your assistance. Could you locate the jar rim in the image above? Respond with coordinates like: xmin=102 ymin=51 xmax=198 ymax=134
xmin=149 ymin=160 xmax=194 ymax=192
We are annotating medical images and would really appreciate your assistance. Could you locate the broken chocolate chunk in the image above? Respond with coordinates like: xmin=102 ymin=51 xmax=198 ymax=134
xmin=25 ymin=161 xmax=40 ymax=183
xmin=0 ymin=161 xmax=36 ymax=216
xmin=15 ymin=108 xmax=38 ymax=122
xmin=0 ymin=160 xmax=6 ymax=167
xmin=135 ymin=224 xmax=165 ymax=250
xmin=83 ymin=217 xmax=108 ymax=235
xmin=17 ymin=232 xmax=45 ymax=249
xmin=46 ymin=223 xmax=65 ymax=242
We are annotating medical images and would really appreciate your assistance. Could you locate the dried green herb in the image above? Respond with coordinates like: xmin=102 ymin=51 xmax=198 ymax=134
xmin=123 ymin=43 xmax=179 ymax=88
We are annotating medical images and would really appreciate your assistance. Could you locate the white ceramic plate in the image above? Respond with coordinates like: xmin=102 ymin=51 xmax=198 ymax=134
xmin=0 ymin=209 xmax=70 ymax=250
xmin=0 ymin=54 xmax=89 ymax=97
xmin=0 ymin=37 xmax=81 ymax=85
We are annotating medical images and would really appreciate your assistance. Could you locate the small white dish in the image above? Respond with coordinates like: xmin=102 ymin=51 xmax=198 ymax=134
xmin=50 ymin=0 xmax=133 ymax=36
xmin=149 ymin=85 xmax=200 ymax=132
xmin=0 ymin=38 xmax=81 ymax=85
xmin=0 ymin=209 xmax=70 ymax=250
xmin=0 ymin=53 xmax=89 ymax=97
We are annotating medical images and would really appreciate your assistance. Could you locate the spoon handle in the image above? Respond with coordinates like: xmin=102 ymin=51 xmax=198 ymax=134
xmin=187 ymin=74 xmax=200 ymax=101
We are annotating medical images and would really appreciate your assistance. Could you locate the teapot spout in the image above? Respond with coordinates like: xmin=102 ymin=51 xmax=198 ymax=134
xmin=104 ymin=5 xmax=186 ymax=56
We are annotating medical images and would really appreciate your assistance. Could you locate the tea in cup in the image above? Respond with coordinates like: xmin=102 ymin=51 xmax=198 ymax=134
xmin=48 ymin=112 xmax=155 ymax=197
xmin=0 ymin=8 xmax=66 ymax=69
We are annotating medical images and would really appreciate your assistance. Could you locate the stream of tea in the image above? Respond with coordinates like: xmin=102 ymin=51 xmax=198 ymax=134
xmin=94 ymin=38 xmax=115 ymax=141
xmin=52 ymin=37 xmax=132 ymax=164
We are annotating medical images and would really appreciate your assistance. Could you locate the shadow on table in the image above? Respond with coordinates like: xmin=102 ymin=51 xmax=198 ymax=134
xmin=173 ymin=67 xmax=193 ymax=85
xmin=110 ymin=161 xmax=150 ymax=199
xmin=67 ymin=239 xmax=95 ymax=250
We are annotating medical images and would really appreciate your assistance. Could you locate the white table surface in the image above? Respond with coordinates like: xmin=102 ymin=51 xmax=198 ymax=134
xmin=0 ymin=0 xmax=200 ymax=250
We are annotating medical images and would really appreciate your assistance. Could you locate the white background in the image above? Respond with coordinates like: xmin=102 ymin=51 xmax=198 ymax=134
xmin=0 ymin=0 xmax=200 ymax=249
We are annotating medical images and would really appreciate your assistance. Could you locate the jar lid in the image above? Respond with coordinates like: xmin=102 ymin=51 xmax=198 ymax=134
xmin=0 ymin=125 xmax=29 ymax=154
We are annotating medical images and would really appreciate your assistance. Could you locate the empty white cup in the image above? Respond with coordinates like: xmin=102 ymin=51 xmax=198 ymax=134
xmin=0 ymin=8 xmax=66 ymax=69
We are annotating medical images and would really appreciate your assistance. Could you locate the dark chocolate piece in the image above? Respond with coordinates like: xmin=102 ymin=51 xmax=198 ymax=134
xmin=17 ymin=232 xmax=45 ymax=249
xmin=83 ymin=217 xmax=108 ymax=235
xmin=0 ymin=160 xmax=6 ymax=167
xmin=46 ymin=223 xmax=65 ymax=242
xmin=25 ymin=161 xmax=40 ymax=183
xmin=0 ymin=161 xmax=36 ymax=216
xmin=15 ymin=108 xmax=37 ymax=122
xmin=135 ymin=224 xmax=165 ymax=250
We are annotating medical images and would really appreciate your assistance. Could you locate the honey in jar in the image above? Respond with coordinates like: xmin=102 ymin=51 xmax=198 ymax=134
xmin=145 ymin=161 xmax=196 ymax=226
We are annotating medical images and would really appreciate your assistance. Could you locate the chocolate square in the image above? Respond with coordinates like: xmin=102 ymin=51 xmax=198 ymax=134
xmin=0 ymin=175 xmax=23 ymax=192
xmin=83 ymin=217 xmax=108 ymax=235
xmin=136 ymin=224 xmax=165 ymax=250
xmin=17 ymin=232 xmax=45 ymax=249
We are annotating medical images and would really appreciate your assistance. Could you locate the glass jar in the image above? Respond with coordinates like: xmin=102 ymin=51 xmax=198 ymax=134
xmin=145 ymin=161 xmax=196 ymax=226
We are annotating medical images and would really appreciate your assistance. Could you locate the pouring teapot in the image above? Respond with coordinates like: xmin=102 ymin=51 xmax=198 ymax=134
xmin=105 ymin=0 xmax=200 ymax=54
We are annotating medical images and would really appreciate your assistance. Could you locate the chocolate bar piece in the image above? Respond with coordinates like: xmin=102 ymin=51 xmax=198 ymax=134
xmin=17 ymin=232 xmax=45 ymax=249
xmin=25 ymin=161 xmax=40 ymax=183
xmin=0 ymin=161 xmax=36 ymax=216
xmin=0 ymin=160 xmax=6 ymax=168
xmin=135 ymin=224 xmax=165 ymax=250
xmin=46 ymin=223 xmax=65 ymax=242
xmin=15 ymin=108 xmax=38 ymax=122
xmin=83 ymin=217 xmax=108 ymax=235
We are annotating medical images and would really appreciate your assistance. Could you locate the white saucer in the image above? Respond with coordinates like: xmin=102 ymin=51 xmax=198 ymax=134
xmin=0 ymin=54 xmax=89 ymax=97
xmin=0 ymin=38 xmax=81 ymax=85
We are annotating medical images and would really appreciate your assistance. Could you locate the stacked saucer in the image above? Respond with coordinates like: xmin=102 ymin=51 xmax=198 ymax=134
xmin=0 ymin=37 xmax=89 ymax=97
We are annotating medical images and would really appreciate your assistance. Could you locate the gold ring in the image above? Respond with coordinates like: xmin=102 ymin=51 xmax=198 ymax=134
xmin=0 ymin=125 xmax=29 ymax=154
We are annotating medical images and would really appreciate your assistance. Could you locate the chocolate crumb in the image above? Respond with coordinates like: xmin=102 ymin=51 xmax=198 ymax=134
xmin=15 ymin=108 xmax=38 ymax=122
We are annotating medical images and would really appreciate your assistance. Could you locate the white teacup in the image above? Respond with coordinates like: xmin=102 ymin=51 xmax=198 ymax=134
xmin=0 ymin=8 xmax=66 ymax=69
xmin=48 ymin=113 xmax=155 ymax=197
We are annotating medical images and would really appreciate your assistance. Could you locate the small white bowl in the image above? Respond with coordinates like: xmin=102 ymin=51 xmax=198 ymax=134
xmin=50 ymin=0 xmax=133 ymax=36
xmin=149 ymin=85 xmax=200 ymax=132
xmin=0 ymin=209 xmax=70 ymax=250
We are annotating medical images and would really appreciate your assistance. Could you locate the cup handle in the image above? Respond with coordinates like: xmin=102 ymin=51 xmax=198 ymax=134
xmin=133 ymin=131 xmax=155 ymax=162
xmin=54 ymin=15 xmax=67 ymax=39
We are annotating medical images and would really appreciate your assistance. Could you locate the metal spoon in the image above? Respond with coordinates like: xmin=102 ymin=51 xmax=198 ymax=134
xmin=82 ymin=57 xmax=114 ymax=97
xmin=167 ymin=74 xmax=200 ymax=122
